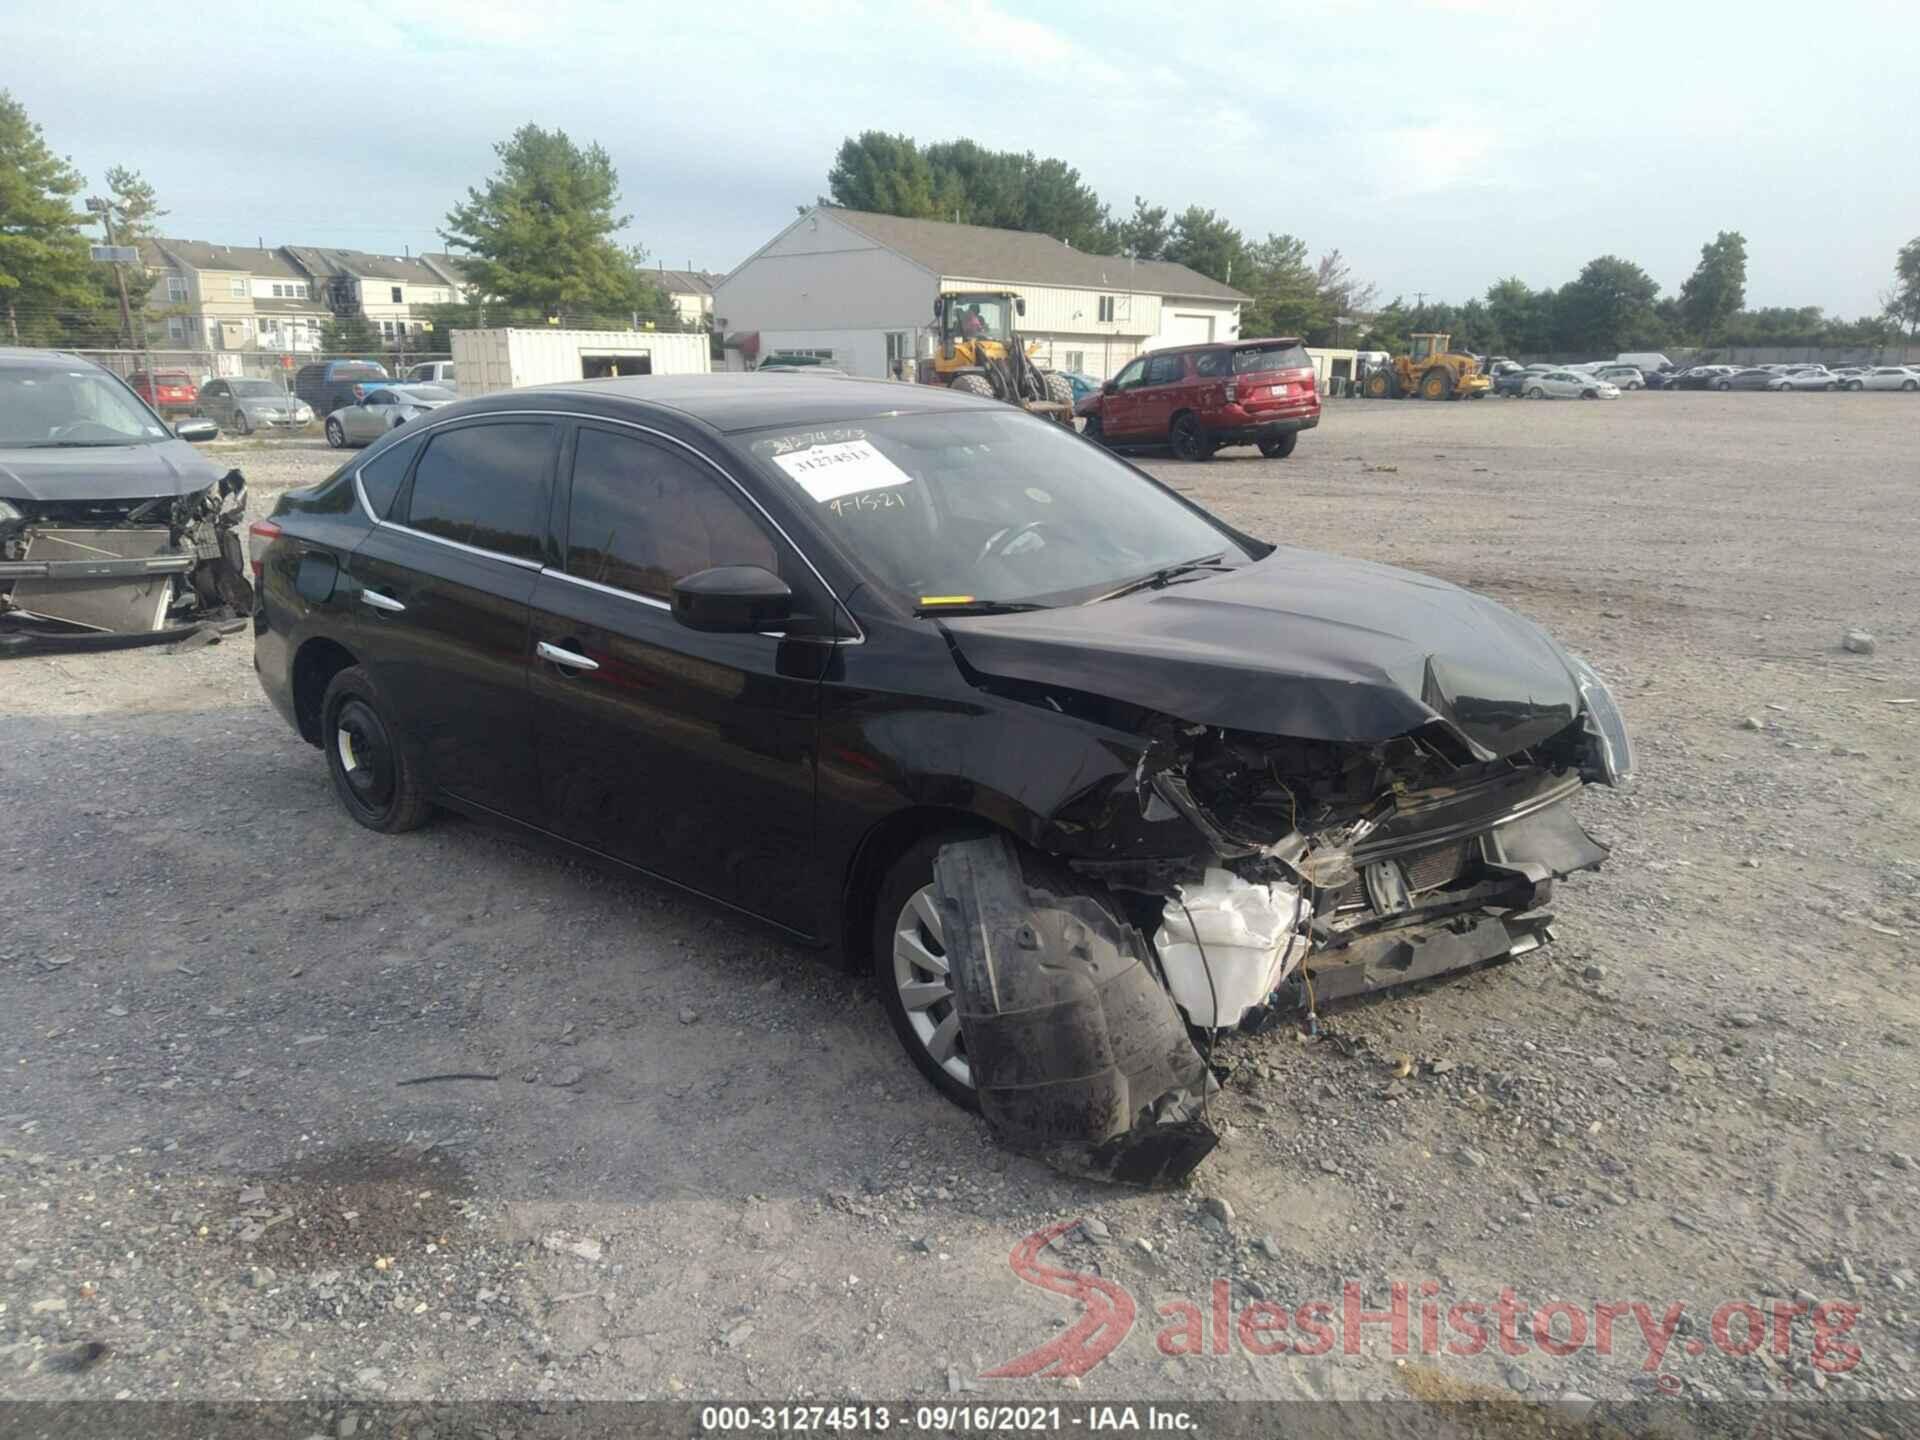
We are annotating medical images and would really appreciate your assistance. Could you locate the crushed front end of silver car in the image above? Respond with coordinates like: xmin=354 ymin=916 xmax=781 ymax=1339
xmin=0 ymin=469 xmax=252 ymax=655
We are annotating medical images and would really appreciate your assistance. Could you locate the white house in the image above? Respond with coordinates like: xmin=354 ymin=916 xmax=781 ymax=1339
xmin=713 ymin=207 xmax=1249 ymax=381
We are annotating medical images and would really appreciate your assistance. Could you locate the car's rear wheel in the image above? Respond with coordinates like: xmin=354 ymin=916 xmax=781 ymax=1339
xmin=873 ymin=834 xmax=979 ymax=1109
xmin=1169 ymin=412 xmax=1213 ymax=461
xmin=1847 ymin=381 xmax=1863 ymax=391
xmin=321 ymin=666 xmax=432 ymax=833
xmin=1258 ymin=432 xmax=1298 ymax=459
xmin=1713 ymin=380 xmax=1731 ymax=390
xmin=1905 ymin=379 xmax=1918 ymax=391
xmin=325 ymin=417 xmax=346 ymax=447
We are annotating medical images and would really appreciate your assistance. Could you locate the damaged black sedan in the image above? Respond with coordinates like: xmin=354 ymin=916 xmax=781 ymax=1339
xmin=1 ymin=348 xmax=250 ymax=654
xmin=253 ymin=374 xmax=1630 ymax=1184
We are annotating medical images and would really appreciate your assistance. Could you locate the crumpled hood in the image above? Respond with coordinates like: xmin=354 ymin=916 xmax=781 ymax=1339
xmin=0 ymin=440 xmax=224 ymax=504
xmin=942 ymin=546 xmax=1582 ymax=758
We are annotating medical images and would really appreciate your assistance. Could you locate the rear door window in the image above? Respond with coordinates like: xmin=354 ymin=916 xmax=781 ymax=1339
xmin=357 ymin=432 xmax=425 ymax=519
xmin=1145 ymin=353 xmax=1186 ymax=385
xmin=401 ymin=421 xmax=555 ymax=562
xmin=564 ymin=425 xmax=779 ymax=602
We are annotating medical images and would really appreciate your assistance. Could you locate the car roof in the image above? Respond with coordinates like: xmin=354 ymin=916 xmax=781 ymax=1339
xmin=493 ymin=373 xmax=1010 ymax=435
xmin=0 ymin=347 xmax=98 ymax=371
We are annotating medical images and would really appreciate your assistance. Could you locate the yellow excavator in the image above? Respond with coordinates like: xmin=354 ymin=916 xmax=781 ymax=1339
xmin=916 ymin=291 xmax=1074 ymax=423
xmin=1361 ymin=333 xmax=1491 ymax=400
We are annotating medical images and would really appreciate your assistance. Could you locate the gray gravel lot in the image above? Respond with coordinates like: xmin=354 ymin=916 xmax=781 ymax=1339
xmin=3 ymin=392 xmax=1917 ymax=1424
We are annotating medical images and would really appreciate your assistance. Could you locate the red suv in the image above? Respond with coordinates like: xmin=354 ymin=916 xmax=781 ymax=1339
xmin=1075 ymin=337 xmax=1320 ymax=460
xmin=127 ymin=369 xmax=200 ymax=416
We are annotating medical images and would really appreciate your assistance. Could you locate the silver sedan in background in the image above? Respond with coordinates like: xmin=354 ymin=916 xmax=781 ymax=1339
xmin=1524 ymin=370 xmax=1621 ymax=400
xmin=323 ymin=385 xmax=458 ymax=448
xmin=200 ymin=378 xmax=313 ymax=434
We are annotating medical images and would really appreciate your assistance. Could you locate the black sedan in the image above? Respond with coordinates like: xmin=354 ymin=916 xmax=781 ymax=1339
xmin=251 ymin=375 xmax=1631 ymax=1184
xmin=1719 ymin=367 xmax=1779 ymax=391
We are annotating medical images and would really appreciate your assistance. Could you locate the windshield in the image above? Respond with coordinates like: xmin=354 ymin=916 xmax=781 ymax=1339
xmin=0 ymin=365 xmax=169 ymax=448
xmin=945 ymin=297 xmax=1012 ymax=344
xmin=230 ymin=380 xmax=283 ymax=397
xmin=742 ymin=410 xmax=1255 ymax=607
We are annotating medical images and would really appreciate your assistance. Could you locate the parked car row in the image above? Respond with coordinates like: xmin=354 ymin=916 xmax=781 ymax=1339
xmin=1487 ymin=354 xmax=1918 ymax=398
xmin=1667 ymin=362 xmax=1920 ymax=392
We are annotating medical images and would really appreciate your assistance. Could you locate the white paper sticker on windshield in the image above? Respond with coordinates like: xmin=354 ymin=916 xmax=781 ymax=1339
xmin=772 ymin=440 xmax=915 ymax=504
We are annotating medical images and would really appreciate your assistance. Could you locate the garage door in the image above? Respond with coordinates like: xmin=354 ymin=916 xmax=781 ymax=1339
xmin=1167 ymin=313 xmax=1215 ymax=346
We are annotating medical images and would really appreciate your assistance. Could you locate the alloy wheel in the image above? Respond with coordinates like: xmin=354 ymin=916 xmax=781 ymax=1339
xmin=891 ymin=884 xmax=970 ymax=1090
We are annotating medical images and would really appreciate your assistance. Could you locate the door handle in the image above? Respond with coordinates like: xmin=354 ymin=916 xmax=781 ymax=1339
xmin=536 ymin=640 xmax=599 ymax=672
xmin=359 ymin=588 xmax=405 ymax=613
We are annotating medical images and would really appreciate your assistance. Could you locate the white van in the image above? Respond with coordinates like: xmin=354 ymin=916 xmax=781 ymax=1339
xmin=1614 ymin=352 xmax=1673 ymax=374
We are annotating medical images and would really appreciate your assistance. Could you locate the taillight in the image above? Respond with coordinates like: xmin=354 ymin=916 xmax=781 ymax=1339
xmin=247 ymin=519 xmax=282 ymax=582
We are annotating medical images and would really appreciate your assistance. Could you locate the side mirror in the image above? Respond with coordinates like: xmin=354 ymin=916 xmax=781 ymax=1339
xmin=933 ymin=297 xmax=946 ymax=322
xmin=671 ymin=565 xmax=793 ymax=634
xmin=1015 ymin=297 xmax=1027 ymax=317
xmin=174 ymin=418 xmax=218 ymax=443
xmin=1101 ymin=380 xmax=1116 ymax=395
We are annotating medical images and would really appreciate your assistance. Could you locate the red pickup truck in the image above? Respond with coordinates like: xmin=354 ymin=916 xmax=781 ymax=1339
xmin=126 ymin=369 xmax=200 ymax=416
xmin=1075 ymin=337 xmax=1321 ymax=460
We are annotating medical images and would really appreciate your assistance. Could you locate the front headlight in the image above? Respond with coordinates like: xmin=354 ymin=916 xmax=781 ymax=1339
xmin=0 ymin=499 xmax=22 ymax=522
xmin=1568 ymin=653 xmax=1634 ymax=786
xmin=294 ymin=406 xmax=312 ymax=421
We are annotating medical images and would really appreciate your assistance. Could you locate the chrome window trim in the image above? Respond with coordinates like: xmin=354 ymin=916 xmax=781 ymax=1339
xmin=350 ymin=406 xmax=862 ymax=642
xmin=539 ymin=565 xmax=671 ymax=612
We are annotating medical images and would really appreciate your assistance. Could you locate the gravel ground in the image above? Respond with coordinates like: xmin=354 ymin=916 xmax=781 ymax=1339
xmin=2 ymin=393 xmax=1917 ymax=1427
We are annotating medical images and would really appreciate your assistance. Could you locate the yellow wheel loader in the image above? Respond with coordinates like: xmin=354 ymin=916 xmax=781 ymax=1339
xmin=916 ymin=291 xmax=1075 ymax=424
xmin=1359 ymin=333 xmax=1492 ymax=400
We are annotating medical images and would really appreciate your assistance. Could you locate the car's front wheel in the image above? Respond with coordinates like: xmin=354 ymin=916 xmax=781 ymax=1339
xmin=1526 ymin=386 xmax=1545 ymax=399
xmin=1169 ymin=412 xmax=1213 ymax=461
xmin=1714 ymin=380 xmax=1731 ymax=390
xmin=325 ymin=417 xmax=345 ymax=447
xmin=1082 ymin=413 xmax=1104 ymax=445
xmin=320 ymin=666 xmax=432 ymax=833
xmin=1847 ymin=381 xmax=1864 ymax=391
xmin=234 ymin=410 xmax=253 ymax=436
xmin=874 ymin=834 xmax=980 ymax=1109
xmin=1258 ymin=432 xmax=1298 ymax=459
xmin=1905 ymin=379 xmax=1918 ymax=392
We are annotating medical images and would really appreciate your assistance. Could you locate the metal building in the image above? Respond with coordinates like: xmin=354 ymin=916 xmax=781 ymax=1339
xmin=713 ymin=207 xmax=1249 ymax=382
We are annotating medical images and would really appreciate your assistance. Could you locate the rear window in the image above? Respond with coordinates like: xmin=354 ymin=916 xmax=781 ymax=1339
xmin=1232 ymin=343 xmax=1310 ymax=374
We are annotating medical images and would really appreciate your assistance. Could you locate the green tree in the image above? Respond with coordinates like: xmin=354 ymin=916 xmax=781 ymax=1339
xmin=0 ymin=90 xmax=95 ymax=344
xmin=1240 ymin=232 xmax=1318 ymax=338
xmin=825 ymin=131 xmax=940 ymax=218
xmin=442 ymin=124 xmax=646 ymax=318
xmin=82 ymin=165 xmax=166 ymax=343
xmin=320 ymin=313 xmax=380 ymax=355
xmin=1554 ymin=255 xmax=1662 ymax=353
xmin=1887 ymin=235 xmax=1920 ymax=341
xmin=1165 ymin=206 xmax=1244 ymax=287
xmin=1484 ymin=276 xmax=1552 ymax=355
xmin=1678 ymin=230 xmax=1747 ymax=345
xmin=1115 ymin=196 xmax=1170 ymax=260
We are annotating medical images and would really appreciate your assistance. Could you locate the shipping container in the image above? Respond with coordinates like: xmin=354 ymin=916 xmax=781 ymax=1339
xmin=449 ymin=328 xmax=711 ymax=398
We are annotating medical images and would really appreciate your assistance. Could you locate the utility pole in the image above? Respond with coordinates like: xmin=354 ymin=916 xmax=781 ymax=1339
xmin=86 ymin=196 xmax=136 ymax=346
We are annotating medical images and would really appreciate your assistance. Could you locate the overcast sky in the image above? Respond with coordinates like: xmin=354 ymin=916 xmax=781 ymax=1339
xmin=12 ymin=0 xmax=1917 ymax=316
